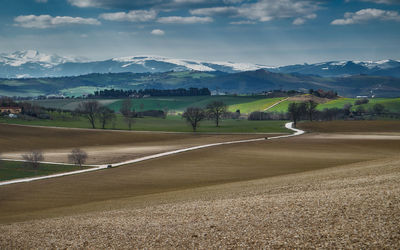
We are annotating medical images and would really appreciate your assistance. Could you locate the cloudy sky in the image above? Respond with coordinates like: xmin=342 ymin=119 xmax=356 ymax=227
xmin=0 ymin=0 xmax=399 ymax=65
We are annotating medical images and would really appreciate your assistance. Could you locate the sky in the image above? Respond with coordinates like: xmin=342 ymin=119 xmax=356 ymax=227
xmin=0 ymin=0 xmax=399 ymax=66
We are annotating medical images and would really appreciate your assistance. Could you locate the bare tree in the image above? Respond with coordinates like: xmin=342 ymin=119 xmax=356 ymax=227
xmin=98 ymin=106 xmax=116 ymax=129
xmin=120 ymin=99 xmax=136 ymax=130
xmin=68 ymin=148 xmax=88 ymax=167
xmin=288 ymin=102 xmax=306 ymax=127
xmin=22 ymin=150 xmax=44 ymax=169
xmin=206 ymin=101 xmax=227 ymax=127
xmin=77 ymin=101 xmax=100 ymax=129
xmin=182 ymin=107 xmax=206 ymax=132
xmin=305 ymin=100 xmax=318 ymax=121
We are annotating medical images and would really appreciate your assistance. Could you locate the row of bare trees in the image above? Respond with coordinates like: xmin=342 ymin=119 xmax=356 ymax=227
xmin=182 ymin=101 xmax=228 ymax=132
xmin=76 ymin=101 xmax=116 ymax=129
xmin=77 ymin=100 xmax=138 ymax=130
xmin=12 ymin=148 xmax=89 ymax=170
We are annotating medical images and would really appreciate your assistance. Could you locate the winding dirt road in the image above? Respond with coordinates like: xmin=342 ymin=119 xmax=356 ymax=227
xmin=0 ymin=122 xmax=304 ymax=186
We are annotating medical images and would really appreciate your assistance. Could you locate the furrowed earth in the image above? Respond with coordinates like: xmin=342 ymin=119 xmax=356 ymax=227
xmin=0 ymin=121 xmax=399 ymax=248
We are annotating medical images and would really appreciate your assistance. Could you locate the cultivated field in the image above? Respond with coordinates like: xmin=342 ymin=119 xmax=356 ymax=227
xmin=0 ymin=123 xmax=281 ymax=164
xmin=0 ymin=121 xmax=399 ymax=248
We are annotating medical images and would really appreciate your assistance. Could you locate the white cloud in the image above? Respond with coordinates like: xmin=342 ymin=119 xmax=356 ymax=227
xmin=157 ymin=16 xmax=213 ymax=24
xmin=151 ymin=29 xmax=165 ymax=35
xmin=100 ymin=10 xmax=157 ymax=22
xmin=35 ymin=0 xmax=48 ymax=3
xmin=359 ymin=0 xmax=400 ymax=4
xmin=67 ymin=0 xmax=99 ymax=8
xmin=331 ymin=8 xmax=400 ymax=25
xmin=191 ymin=0 xmax=320 ymax=24
xmin=293 ymin=18 xmax=306 ymax=25
xmin=67 ymin=0 xmax=220 ymax=9
xmin=190 ymin=6 xmax=237 ymax=16
xmin=14 ymin=15 xmax=101 ymax=28
xmin=292 ymin=13 xmax=317 ymax=25
xmin=237 ymin=0 xmax=319 ymax=22
xmin=230 ymin=20 xmax=256 ymax=24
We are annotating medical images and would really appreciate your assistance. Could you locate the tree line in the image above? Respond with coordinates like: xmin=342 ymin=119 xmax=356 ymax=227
xmin=248 ymin=100 xmax=392 ymax=126
xmin=91 ymin=87 xmax=211 ymax=98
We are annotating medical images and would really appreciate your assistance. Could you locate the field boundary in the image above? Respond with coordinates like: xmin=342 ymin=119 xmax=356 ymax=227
xmin=0 ymin=122 xmax=304 ymax=186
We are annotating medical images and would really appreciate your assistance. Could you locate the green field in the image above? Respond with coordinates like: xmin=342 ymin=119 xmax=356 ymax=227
xmin=268 ymin=97 xmax=400 ymax=113
xmin=0 ymin=160 xmax=90 ymax=181
xmin=29 ymin=96 xmax=286 ymax=114
xmin=0 ymin=115 xmax=289 ymax=133
xmin=107 ymin=96 xmax=283 ymax=114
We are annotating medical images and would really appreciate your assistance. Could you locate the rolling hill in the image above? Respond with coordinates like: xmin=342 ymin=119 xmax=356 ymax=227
xmin=1 ymin=69 xmax=400 ymax=97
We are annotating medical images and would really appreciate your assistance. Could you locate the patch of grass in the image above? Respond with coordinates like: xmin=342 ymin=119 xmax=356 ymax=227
xmin=318 ymin=98 xmax=355 ymax=110
xmin=0 ymin=160 xmax=90 ymax=181
xmin=228 ymin=97 xmax=284 ymax=113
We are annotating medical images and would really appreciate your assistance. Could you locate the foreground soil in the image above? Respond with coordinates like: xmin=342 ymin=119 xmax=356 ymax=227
xmin=1 ymin=129 xmax=399 ymax=223
xmin=0 ymin=155 xmax=399 ymax=248
xmin=0 ymin=121 xmax=399 ymax=248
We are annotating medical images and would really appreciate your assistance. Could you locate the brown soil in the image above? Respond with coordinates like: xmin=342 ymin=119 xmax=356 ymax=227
xmin=0 ymin=153 xmax=399 ymax=248
xmin=0 ymin=123 xmax=276 ymax=164
xmin=298 ymin=120 xmax=400 ymax=133
xmin=1 ymin=132 xmax=399 ymax=223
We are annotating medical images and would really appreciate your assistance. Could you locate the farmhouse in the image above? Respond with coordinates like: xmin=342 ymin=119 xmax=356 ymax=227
xmin=0 ymin=107 xmax=22 ymax=114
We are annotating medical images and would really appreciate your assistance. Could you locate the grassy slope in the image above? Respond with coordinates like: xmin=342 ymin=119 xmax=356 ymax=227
xmin=107 ymin=96 xmax=275 ymax=113
xmin=0 ymin=115 xmax=289 ymax=133
xmin=0 ymin=161 xmax=90 ymax=181
xmin=268 ymin=97 xmax=400 ymax=113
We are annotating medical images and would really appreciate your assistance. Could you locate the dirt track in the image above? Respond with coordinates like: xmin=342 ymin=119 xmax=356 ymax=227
xmin=0 ymin=123 xmax=278 ymax=164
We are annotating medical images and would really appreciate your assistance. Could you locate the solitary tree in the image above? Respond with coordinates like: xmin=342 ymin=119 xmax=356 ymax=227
xmin=68 ymin=148 xmax=88 ymax=167
xmin=305 ymin=100 xmax=318 ymax=121
xmin=77 ymin=101 xmax=100 ymax=129
xmin=98 ymin=106 xmax=115 ymax=129
xmin=288 ymin=102 xmax=306 ymax=126
xmin=343 ymin=103 xmax=353 ymax=117
xmin=120 ymin=99 xmax=135 ymax=130
xmin=182 ymin=107 xmax=206 ymax=132
xmin=206 ymin=101 xmax=227 ymax=127
xmin=22 ymin=150 xmax=44 ymax=169
xmin=372 ymin=103 xmax=385 ymax=115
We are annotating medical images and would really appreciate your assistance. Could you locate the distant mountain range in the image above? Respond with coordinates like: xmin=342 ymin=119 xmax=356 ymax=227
xmin=1 ymin=70 xmax=400 ymax=98
xmin=1 ymin=50 xmax=400 ymax=78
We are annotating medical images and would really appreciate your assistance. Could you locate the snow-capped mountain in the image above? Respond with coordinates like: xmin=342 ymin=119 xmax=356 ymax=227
xmin=0 ymin=50 xmax=75 ymax=67
xmin=0 ymin=50 xmax=399 ymax=78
